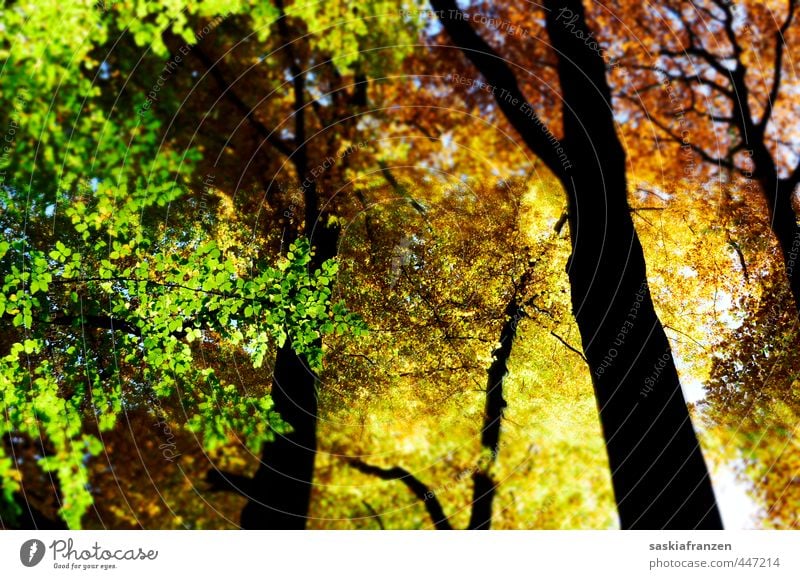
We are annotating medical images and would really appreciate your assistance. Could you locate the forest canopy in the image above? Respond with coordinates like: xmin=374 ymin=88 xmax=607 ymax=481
xmin=0 ymin=0 xmax=798 ymax=530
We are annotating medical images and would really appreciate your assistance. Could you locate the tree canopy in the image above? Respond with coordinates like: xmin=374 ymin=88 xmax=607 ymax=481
xmin=1 ymin=0 xmax=798 ymax=530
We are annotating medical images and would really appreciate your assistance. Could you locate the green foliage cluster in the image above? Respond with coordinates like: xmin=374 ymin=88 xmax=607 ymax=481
xmin=0 ymin=182 xmax=365 ymax=528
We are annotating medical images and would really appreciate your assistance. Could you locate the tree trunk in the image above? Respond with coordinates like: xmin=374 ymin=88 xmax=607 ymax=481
xmin=769 ymin=180 xmax=800 ymax=314
xmin=545 ymin=0 xmax=721 ymax=529
xmin=240 ymin=344 xmax=319 ymax=529
xmin=236 ymin=2 xmax=344 ymax=526
xmin=467 ymin=270 xmax=529 ymax=529
xmin=746 ymin=140 xmax=800 ymax=317
xmin=195 ymin=7 xmax=354 ymax=526
xmin=431 ymin=0 xmax=722 ymax=529
xmin=238 ymin=177 xmax=339 ymax=528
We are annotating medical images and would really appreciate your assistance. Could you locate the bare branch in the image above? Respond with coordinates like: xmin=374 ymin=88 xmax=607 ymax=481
xmin=361 ymin=501 xmax=385 ymax=530
xmin=550 ymin=331 xmax=588 ymax=363
xmin=47 ymin=314 xmax=142 ymax=337
xmin=726 ymin=237 xmax=749 ymax=281
xmin=660 ymin=46 xmax=733 ymax=77
xmin=689 ymin=0 xmax=726 ymax=24
xmin=661 ymin=4 xmax=734 ymax=76
xmin=759 ymin=0 xmax=797 ymax=131
xmin=625 ymin=63 xmax=734 ymax=98
xmin=348 ymin=460 xmax=453 ymax=530
xmin=711 ymin=0 xmax=741 ymax=49
xmin=193 ymin=46 xmax=294 ymax=159
xmin=619 ymin=94 xmax=738 ymax=171
xmin=429 ymin=0 xmax=566 ymax=178
xmin=377 ymin=159 xmax=428 ymax=216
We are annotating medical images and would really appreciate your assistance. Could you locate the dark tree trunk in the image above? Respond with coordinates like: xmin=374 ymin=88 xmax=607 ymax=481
xmin=432 ymin=0 xmax=722 ymax=529
xmin=236 ymin=0 xmax=344 ymax=528
xmin=767 ymin=178 xmax=800 ymax=314
xmin=545 ymin=0 xmax=721 ymax=530
xmin=196 ymin=4 xmax=361 ymax=527
xmin=468 ymin=270 xmax=529 ymax=530
xmin=743 ymin=140 xmax=800 ymax=316
xmin=239 ymin=211 xmax=339 ymax=529
xmin=240 ymin=344 xmax=319 ymax=529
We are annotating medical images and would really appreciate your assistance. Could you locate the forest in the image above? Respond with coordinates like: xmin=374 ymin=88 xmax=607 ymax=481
xmin=0 ymin=0 xmax=798 ymax=530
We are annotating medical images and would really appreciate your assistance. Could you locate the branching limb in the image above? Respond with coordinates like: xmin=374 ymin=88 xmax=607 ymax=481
xmin=550 ymin=330 xmax=588 ymax=363
xmin=348 ymin=460 xmax=452 ymax=530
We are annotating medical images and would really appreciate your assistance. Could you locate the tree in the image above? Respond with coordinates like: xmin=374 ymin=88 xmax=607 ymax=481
xmin=703 ymin=264 xmax=800 ymax=529
xmin=0 ymin=179 xmax=365 ymax=528
xmin=0 ymin=2 xmax=375 ymax=529
xmin=619 ymin=0 xmax=800 ymax=319
xmin=346 ymin=188 xmax=546 ymax=529
xmin=179 ymin=3 xmax=418 ymax=528
xmin=429 ymin=0 xmax=722 ymax=528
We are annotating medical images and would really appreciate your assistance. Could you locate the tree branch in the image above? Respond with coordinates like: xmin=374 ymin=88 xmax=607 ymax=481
xmin=625 ymin=64 xmax=733 ymax=98
xmin=430 ymin=0 xmax=566 ymax=178
xmin=193 ymin=46 xmax=294 ymax=159
xmin=47 ymin=314 xmax=142 ymax=337
xmin=661 ymin=4 xmax=733 ymax=77
xmin=759 ymin=0 xmax=796 ymax=131
xmin=348 ymin=460 xmax=452 ymax=530
xmin=361 ymin=500 xmax=385 ymax=530
xmin=727 ymin=237 xmax=749 ymax=282
xmin=377 ymin=159 xmax=427 ymax=215
xmin=622 ymin=95 xmax=738 ymax=171
xmin=550 ymin=330 xmax=588 ymax=363
xmin=711 ymin=0 xmax=744 ymax=58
